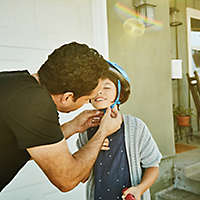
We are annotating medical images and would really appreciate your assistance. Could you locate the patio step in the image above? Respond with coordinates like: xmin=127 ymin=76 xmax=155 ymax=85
xmin=155 ymin=186 xmax=200 ymax=200
xmin=188 ymin=171 xmax=200 ymax=181
xmin=184 ymin=162 xmax=200 ymax=181
xmin=174 ymin=149 xmax=200 ymax=195
xmin=174 ymin=162 xmax=200 ymax=195
xmin=155 ymin=149 xmax=200 ymax=200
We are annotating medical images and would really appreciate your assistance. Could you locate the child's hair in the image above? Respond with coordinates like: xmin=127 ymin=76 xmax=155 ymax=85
xmin=102 ymin=63 xmax=131 ymax=105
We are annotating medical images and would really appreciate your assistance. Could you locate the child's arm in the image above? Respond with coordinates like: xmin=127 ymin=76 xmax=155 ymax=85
xmin=137 ymin=166 xmax=159 ymax=194
xmin=122 ymin=167 xmax=159 ymax=200
xmin=122 ymin=119 xmax=162 ymax=200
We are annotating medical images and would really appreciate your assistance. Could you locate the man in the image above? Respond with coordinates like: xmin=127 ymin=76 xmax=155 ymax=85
xmin=0 ymin=42 xmax=122 ymax=192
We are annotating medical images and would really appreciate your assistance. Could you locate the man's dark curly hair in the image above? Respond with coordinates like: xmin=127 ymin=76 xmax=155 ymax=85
xmin=38 ymin=42 xmax=109 ymax=100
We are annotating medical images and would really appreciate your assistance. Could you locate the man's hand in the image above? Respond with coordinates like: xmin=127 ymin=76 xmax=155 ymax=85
xmin=72 ymin=110 xmax=104 ymax=132
xmin=61 ymin=110 xmax=104 ymax=139
xmin=72 ymin=110 xmax=104 ymax=133
xmin=98 ymin=106 xmax=122 ymax=137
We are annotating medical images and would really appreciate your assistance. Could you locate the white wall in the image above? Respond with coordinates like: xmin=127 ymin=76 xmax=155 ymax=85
xmin=0 ymin=0 xmax=108 ymax=199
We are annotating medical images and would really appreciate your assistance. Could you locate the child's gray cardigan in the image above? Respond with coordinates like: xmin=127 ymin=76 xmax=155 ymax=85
xmin=77 ymin=114 xmax=162 ymax=200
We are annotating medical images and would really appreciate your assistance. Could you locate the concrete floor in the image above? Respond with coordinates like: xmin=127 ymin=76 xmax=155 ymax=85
xmin=156 ymin=187 xmax=200 ymax=200
xmin=175 ymin=147 xmax=200 ymax=169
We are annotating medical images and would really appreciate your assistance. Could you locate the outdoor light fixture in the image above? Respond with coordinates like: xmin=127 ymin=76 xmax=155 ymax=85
xmin=133 ymin=0 xmax=157 ymax=27
xmin=169 ymin=7 xmax=183 ymax=27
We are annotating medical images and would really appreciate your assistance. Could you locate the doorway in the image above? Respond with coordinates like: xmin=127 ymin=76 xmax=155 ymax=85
xmin=175 ymin=8 xmax=200 ymax=154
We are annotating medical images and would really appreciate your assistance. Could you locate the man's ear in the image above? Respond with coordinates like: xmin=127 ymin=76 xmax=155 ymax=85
xmin=61 ymin=92 xmax=74 ymax=105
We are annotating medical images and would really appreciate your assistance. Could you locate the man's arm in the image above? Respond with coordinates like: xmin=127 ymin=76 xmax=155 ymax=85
xmin=80 ymin=138 xmax=110 ymax=183
xmin=27 ymin=132 xmax=104 ymax=192
xmin=27 ymin=107 xmax=121 ymax=192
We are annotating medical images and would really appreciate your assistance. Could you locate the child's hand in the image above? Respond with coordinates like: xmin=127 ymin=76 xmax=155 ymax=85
xmin=122 ymin=186 xmax=142 ymax=200
xmin=101 ymin=138 xmax=110 ymax=151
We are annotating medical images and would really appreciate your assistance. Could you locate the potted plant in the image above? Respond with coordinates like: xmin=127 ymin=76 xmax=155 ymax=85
xmin=173 ymin=105 xmax=194 ymax=127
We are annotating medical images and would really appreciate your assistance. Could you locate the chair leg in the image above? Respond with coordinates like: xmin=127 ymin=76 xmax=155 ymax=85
xmin=179 ymin=126 xmax=182 ymax=140
xmin=186 ymin=127 xmax=190 ymax=144
xmin=189 ymin=117 xmax=193 ymax=142
xmin=174 ymin=119 xmax=179 ymax=142
xmin=190 ymin=126 xmax=193 ymax=141
xmin=175 ymin=128 xmax=179 ymax=142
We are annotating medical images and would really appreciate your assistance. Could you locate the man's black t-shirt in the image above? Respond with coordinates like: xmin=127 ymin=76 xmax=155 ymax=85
xmin=0 ymin=70 xmax=64 ymax=191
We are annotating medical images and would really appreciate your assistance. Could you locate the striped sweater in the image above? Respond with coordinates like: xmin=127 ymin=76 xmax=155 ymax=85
xmin=77 ymin=114 xmax=162 ymax=200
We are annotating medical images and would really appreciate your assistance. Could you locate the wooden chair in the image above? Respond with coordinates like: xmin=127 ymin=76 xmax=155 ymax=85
xmin=194 ymin=70 xmax=200 ymax=94
xmin=186 ymin=71 xmax=200 ymax=131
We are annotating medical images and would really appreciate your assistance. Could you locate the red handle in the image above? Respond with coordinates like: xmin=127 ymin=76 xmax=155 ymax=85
xmin=122 ymin=188 xmax=136 ymax=200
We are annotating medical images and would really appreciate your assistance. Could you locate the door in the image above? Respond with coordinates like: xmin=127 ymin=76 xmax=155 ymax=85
xmin=0 ymin=0 xmax=108 ymax=199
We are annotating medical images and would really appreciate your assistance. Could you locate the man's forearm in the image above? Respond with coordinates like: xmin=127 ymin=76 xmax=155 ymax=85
xmin=62 ymin=130 xmax=105 ymax=190
xmin=137 ymin=167 xmax=159 ymax=195
xmin=27 ymin=131 xmax=105 ymax=193
xmin=61 ymin=120 xmax=77 ymax=139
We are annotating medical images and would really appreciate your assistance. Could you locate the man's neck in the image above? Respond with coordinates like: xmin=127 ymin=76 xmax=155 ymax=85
xmin=31 ymin=73 xmax=59 ymax=109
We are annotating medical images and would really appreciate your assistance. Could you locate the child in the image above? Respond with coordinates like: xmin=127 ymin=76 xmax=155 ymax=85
xmin=77 ymin=61 xmax=162 ymax=200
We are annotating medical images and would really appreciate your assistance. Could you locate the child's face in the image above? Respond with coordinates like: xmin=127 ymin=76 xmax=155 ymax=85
xmin=91 ymin=78 xmax=117 ymax=109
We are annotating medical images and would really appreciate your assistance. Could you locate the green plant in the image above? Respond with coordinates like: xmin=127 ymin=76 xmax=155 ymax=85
xmin=173 ymin=105 xmax=194 ymax=117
